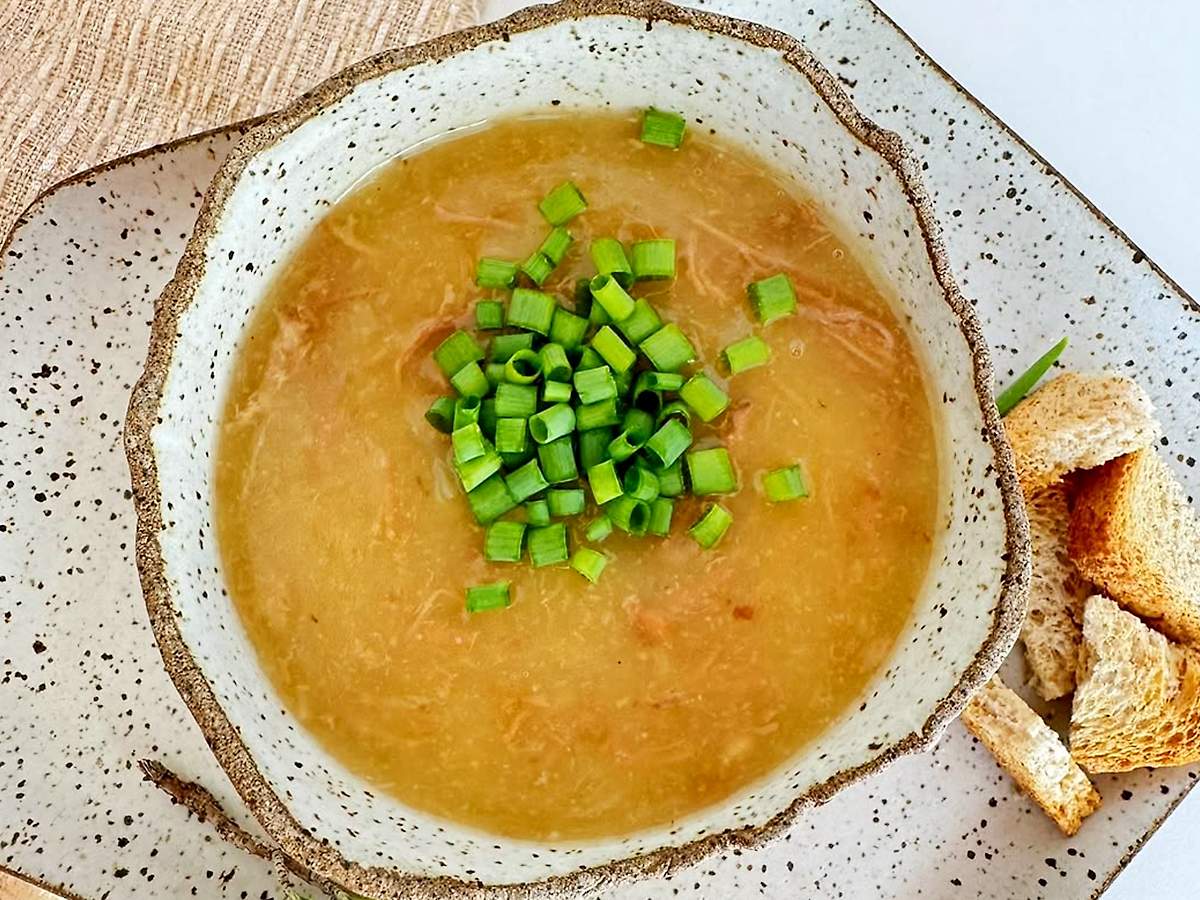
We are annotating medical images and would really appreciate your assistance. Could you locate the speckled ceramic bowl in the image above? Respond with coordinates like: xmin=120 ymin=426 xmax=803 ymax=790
xmin=124 ymin=1 xmax=1028 ymax=896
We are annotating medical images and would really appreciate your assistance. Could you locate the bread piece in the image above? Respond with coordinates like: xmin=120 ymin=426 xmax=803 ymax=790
xmin=1004 ymin=372 xmax=1159 ymax=492
xmin=1069 ymin=450 xmax=1200 ymax=644
xmin=1070 ymin=594 xmax=1200 ymax=772
xmin=961 ymin=676 xmax=1101 ymax=835
xmin=1021 ymin=483 xmax=1091 ymax=699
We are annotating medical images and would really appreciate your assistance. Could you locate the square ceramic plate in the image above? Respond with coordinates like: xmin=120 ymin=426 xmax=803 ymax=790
xmin=1 ymin=1 xmax=1197 ymax=898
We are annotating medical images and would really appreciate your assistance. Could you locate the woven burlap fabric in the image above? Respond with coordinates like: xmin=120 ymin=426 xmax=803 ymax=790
xmin=0 ymin=0 xmax=481 ymax=240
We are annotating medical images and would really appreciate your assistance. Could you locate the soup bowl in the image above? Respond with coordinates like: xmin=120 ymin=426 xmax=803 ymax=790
xmin=125 ymin=0 xmax=1029 ymax=895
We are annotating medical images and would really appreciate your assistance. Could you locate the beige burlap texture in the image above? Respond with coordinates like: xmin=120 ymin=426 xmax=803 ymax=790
xmin=0 ymin=0 xmax=481 ymax=241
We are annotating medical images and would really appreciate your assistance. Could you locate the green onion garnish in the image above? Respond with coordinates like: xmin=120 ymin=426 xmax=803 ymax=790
xmin=606 ymin=496 xmax=650 ymax=536
xmin=656 ymin=460 xmax=685 ymax=497
xmin=678 ymin=373 xmax=729 ymax=422
xmin=475 ymin=258 xmax=518 ymax=290
xmin=616 ymin=298 xmax=663 ymax=345
xmin=520 ymin=251 xmax=554 ymax=287
xmin=643 ymin=418 xmax=693 ymax=468
xmin=538 ymin=342 xmax=572 ymax=382
xmin=539 ymin=226 xmax=573 ymax=266
xmin=542 ymin=380 xmax=572 ymax=404
xmin=466 ymin=473 xmax=517 ymax=523
xmin=748 ymin=273 xmax=797 ymax=324
xmin=996 ymin=336 xmax=1069 ymax=416
xmin=466 ymin=581 xmax=511 ymax=613
xmin=622 ymin=408 xmax=655 ymax=443
xmin=647 ymin=497 xmax=674 ymax=536
xmin=529 ymin=403 xmax=576 ymax=444
xmin=479 ymin=398 xmax=498 ymax=438
xmin=569 ymin=547 xmax=608 ymax=583
xmin=688 ymin=503 xmax=732 ymax=549
xmin=475 ymin=300 xmax=505 ymax=330
xmin=494 ymin=417 xmax=528 ymax=455
xmin=631 ymin=239 xmax=676 ymax=280
xmin=450 ymin=362 xmax=490 ymax=399
xmin=507 ymin=287 xmax=558 ymax=335
xmin=538 ymin=181 xmax=587 ymax=226
xmin=591 ymin=326 xmax=637 ymax=373
xmin=537 ymin=436 xmax=578 ymax=483
xmin=587 ymin=459 xmax=623 ymax=505
xmin=424 ymin=396 xmax=456 ymax=434
xmin=640 ymin=108 xmax=686 ymax=149
xmin=489 ymin=332 xmax=535 ymax=362
xmin=588 ymin=297 xmax=612 ymax=327
xmin=577 ymin=345 xmax=605 ymax=370
xmin=722 ymin=335 xmax=772 ymax=375
xmin=484 ymin=521 xmax=526 ymax=563
xmin=632 ymin=370 xmax=684 ymax=415
xmin=686 ymin=447 xmax=737 ymax=495
xmin=590 ymin=239 xmax=633 ymax=288
xmin=528 ymin=523 xmax=569 ymax=566
xmin=452 ymin=423 xmax=487 ymax=463
xmin=549 ymin=307 xmax=589 ymax=350
xmin=494 ymin=383 xmax=538 ymax=418
xmin=576 ymin=398 xmax=621 ymax=431
xmin=589 ymin=273 xmax=637 ymax=320
xmin=761 ymin=464 xmax=809 ymax=502
xmin=505 ymin=458 xmax=550 ymax=502
xmin=656 ymin=399 xmax=693 ymax=428
xmin=453 ymin=396 xmax=481 ymax=429
xmin=623 ymin=466 xmax=660 ymax=503
xmin=484 ymin=362 xmax=507 ymax=387
xmin=639 ymin=323 xmax=696 ymax=372
xmin=433 ymin=330 xmax=485 ymax=377
xmin=578 ymin=427 xmax=613 ymax=470
xmin=525 ymin=499 xmax=551 ymax=526
xmin=456 ymin=446 xmax=502 ymax=492
xmin=585 ymin=514 xmax=613 ymax=543
xmin=574 ymin=366 xmax=618 ymax=404
xmin=607 ymin=431 xmax=642 ymax=463
xmin=504 ymin=348 xmax=543 ymax=385
xmin=547 ymin=488 xmax=586 ymax=518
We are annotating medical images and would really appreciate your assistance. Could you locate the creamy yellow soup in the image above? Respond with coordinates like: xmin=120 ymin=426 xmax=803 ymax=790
xmin=215 ymin=114 xmax=939 ymax=841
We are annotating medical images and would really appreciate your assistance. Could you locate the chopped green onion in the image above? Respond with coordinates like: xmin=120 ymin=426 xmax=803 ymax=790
xmin=587 ymin=459 xmax=623 ymax=505
xmin=678 ymin=373 xmax=729 ymax=422
xmin=494 ymin=417 xmax=528 ymax=454
xmin=570 ymin=547 xmax=608 ymax=583
xmin=424 ymin=396 xmax=456 ymax=433
xmin=648 ymin=497 xmax=674 ymax=536
xmin=616 ymin=298 xmax=662 ymax=345
xmin=475 ymin=300 xmax=505 ymax=330
xmin=538 ymin=436 xmax=578 ymax=484
xmin=520 ymin=251 xmax=554 ymax=287
xmin=475 ymin=258 xmax=518 ymax=290
xmin=656 ymin=459 xmax=685 ymax=497
xmin=643 ymin=418 xmax=693 ymax=467
xmin=484 ymin=362 xmax=507 ymax=387
xmin=547 ymin=488 xmax=586 ymax=517
xmin=686 ymin=447 xmax=737 ymax=495
xmin=577 ymin=346 xmax=605 ymax=370
xmin=590 ymin=239 xmax=633 ymax=288
xmin=574 ymin=366 xmax=618 ymax=404
xmin=433 ymin=330 xmax=485 ymax=377
xmin=542 ymin=380 xmax=572 ymax=404
xmin=622 ymin=408 xmax=656 ymax=443
xmin=578 ymin=427 xmax=613 ymax=470
xmin=576 ymin=398 xmax=621 ymax=431
xmin=452 ymin=423 xmax=486 ymax=463
xmin=489 ymin=332 xmax=535 ymax=362
xmin=591 ymin=326 xmax=637 ymax=373
xmin=761 ymin=464 xmax=809 ymax=502
xmin=997 ymin=336 xmax=1069 ymax=416
xmin=538 ymin=181 xmax=587 ymax=226
xmin=450 ymin=362 xmax=490 ymax=399
xmin=525 ymin=499 xmax=551 ymax=526
xmin=499 ymin=448 xmax=533 ymax=469
xmin=494 ymin=383 xmax=538 ymax=418
xmin=722 ymin=335 xmax=771 ymax=375
xmin=539 ymin=226 xmax=573 ymax=265
xmin=585 ymin=514 xmax=613 ymax=543
xmin=507 ymin=287 xmax=557 ymax=335
xmin=631 ymin=239 xmax=676 ymax=280
xmin=589 ymin=273 xmax=636 ymax=320
xmin=504 ymin=348 xmax=543 ymax=385
xmin=529 ymin=403 xmax=576 ymax=444
xmin=607 ymin=431 xmax=642 ymax=463
xmin=528 ymin=523 xmax=569 ymax=566
xmin=588 ymin=297 xmax=612 ymax=327
xmin=466 ymin=473 xmax=517 ymax=523
xmin=623 ymin=466 xmax=660 ymax=503
xmin=539 ymin=342 xmax=572 ymax=382
xmin=656 ymin=399 xmax=693 ymax=429
xmin=505 ymin=458 xmax=550 ymax=502
xmin=614 ymin=367 xmax=634 ymax=398
xmin=484 ymin=521 xmax=526 ymax=563
xmin=639 ymin=323 xmax=696 ymax=372
xmin=456 ymin=446 xmax=502 ymax=492
xmin=454 ymin=396 xmax=482 ymax=429
xmin=572 ymin=277 xmax=593 ymax=315
xmin=641 ymin=107 xmax=686 ymax=149
xmin=479 ymin=398 xmax=498 ymax=438
xmin=633 ymin=371 xmax=684 ymax=410
xmin=688 ymin=503 xmax=732 ymax=549
xmin=549 ymin=307 xmax=589 ymax=350
xmin=606 ymin=496 xmax=650 ymax=535
xmin=466 ymin=581 xmax=511 ymax=613
xmin=748 ymin=273 xmax=797 ymax=324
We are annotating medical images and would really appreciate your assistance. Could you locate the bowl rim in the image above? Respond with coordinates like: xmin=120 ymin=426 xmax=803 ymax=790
xmin=123 ymin=0 xmax=1030 ymax=896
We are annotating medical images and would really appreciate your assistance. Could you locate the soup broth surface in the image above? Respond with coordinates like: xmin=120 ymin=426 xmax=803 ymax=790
xmin=215 ymin=114 xmax=939 ymax=841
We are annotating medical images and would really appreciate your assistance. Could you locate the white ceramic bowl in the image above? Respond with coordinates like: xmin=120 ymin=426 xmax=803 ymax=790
xmin=125 ymin=1 xmax=1028 ymax=896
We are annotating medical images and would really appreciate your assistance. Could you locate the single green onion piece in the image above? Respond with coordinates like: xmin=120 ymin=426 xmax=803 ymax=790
xmin=450 ymin=362 xmax=490 ymax=399
xmin=424 ymin=396 xmax=456 ymax=433
xmin=539 ymin=342 xmax=572 ymax=382
xmin=748 ymin=273 xmax=797 ymax=324
xmin=494 ymin=383 xmax=538 ymax=418
xmin=572 ymin=277 xmax=593 ymax=315
xmin=489 ymin=332 xmax=535 ymax=362
xmin=538 ymin=436 xmax=579 ymax=484
xmin=616 ymin=298 xmax=662 ymax=345
xmin=499 ymin=448 xmax=534 ymax=469
xmin=657 ymin=399 xmax=693 ymax=429
xmin=494 ymin=417 xmax=528 ymax=455
xmin=648 ymin=497 xmax=674 ymax=536
xmin=623 ymin=466 xmax=660 ymax=503
xmin=452 ymin=423 xmax=486 ymax=463
xmin=538 ymin=181 xmax=587 ymax=226
xmin=574 ymin=366 xmax=618 ymax=404
xmin=679 ymin=373 xmax=729 ymax=422
xmin=520 ymin=251 xmax=554 ymax=287
xmin=576 ymin=398 xmax=621 ymax=431
xmin=542 ymin=380 xmax=572 ymax=404
xmin=584 ymin=516 xmax=613 ymax=546
xmin=591 ymin=326 xmax=637 ymax=373
xmin=578 ymin=427 xmax=613 ymax=470
xmin=484 ymin=362 xmax=507 ymax=387
xmin=479 ymin=398 xmax=498 ymax=439
xmin=633 ymin=371 xmax=684 ymax=408
xmin=996 ymin=336 xmax=1069 ymax=416
xmin=686 ymin=447 xmax=737 ymax=495
xmin=639 ymin=323 xmax=696 ymax=372
xmin=622 ymin=408 xmax=656 ymax=443
xmin=606 ymin=496 xmax=650 ymax=536
xmin=504 ymin=348 xmax=543 ymax=385
xmin=507 ymin=287 xmax=557 ymax=335
xmin=465 ymin=581 xmax=511 ymax=613
xmin=643 ymin=418 xmax=693 ymax=468
xmin=539 ymin=226 xmax=573 ymax=265
xmin=529 ymin=403 xmax=576 ymax=444
xmin=588 ymin=297 xmax=612 ymax=327
xmin=505 ymin=458 xmax=550 ymax=502
xmin=640 ymin=107 xmax=686 ymax=149
xmin=614 ymin=367 xmax=633 ymax=398
xmin=722 ymin=335 xmax=772 ymax=375
xmin=525 ymin=499 xmax=551 ymax=526
xmin=607 ymin=432 xmax=641 ymax=463
xmin=454 ymin=395 xmax=482 ymax=429
xmin=656 ymin=459 xmax=685 ymax=497
xmin=577 ymin=345 xmax=605 ymax=370
xmin=466 ymin=473 xmax=517 ymax=523
xmin=587 ymin=459 xmax=623 ymax=505
xmin=456 ymin=447 xmax=502 ymax=492
xmin=475 ymin=257 xmax=518 ymax=290
xmin=528 ymin=523 xmax=569 ymax=566
xmin=570 ymin=547 xmax=608 ymax=583
xmin=484 ymin=521 xmax=526 ymax=563
xmin=590 ymin=239 xmax=633 ymax=288
xmin=589 ymin=273 xmax=636 ymax=320
xmin=631 ymin=238 xmax=676 ymax=280
xmin=474 ymin=300 xmax=505 ymax=330
xmin=549 ymin=307 xmax=589 ymax=350
xmin=547 ymin=488 xmax=586 ymax=518
xmin=433 ymin=330 xmax=485 ymax=377
xmin=688 ymin=503 xmax=732 ymax=549
xmin=761 ymin=464 xmax=810 ymax=502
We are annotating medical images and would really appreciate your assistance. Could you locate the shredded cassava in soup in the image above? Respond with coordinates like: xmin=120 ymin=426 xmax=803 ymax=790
xmin=215 ymin=114 xmax=940 ymax=841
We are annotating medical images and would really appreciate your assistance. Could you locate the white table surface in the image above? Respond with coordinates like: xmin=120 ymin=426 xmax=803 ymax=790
xmin=478 ymin=1 xmax=1200 ymax=897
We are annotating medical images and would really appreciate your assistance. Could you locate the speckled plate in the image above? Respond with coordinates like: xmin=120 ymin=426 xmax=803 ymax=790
xmin=2 ymin=1 xmax=1197 ymax=899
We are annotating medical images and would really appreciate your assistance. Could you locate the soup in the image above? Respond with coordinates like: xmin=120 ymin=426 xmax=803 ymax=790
xmin=215 ymin=114 xmax=939 ymax=841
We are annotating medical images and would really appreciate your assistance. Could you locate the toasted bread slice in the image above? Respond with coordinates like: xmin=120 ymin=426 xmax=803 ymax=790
xmin=1004 ymin=373 xmax=1159 ymax=493
xmin=1070 ymin=594 xmax=1200 ymax=772
xmin=1069 ymin=450 xmax=1200 ymax=644
xmin=1021 ymin=483 xmax=1091 ymax=699
xmin=961 ymin=676 xmax=1101 ymax=835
